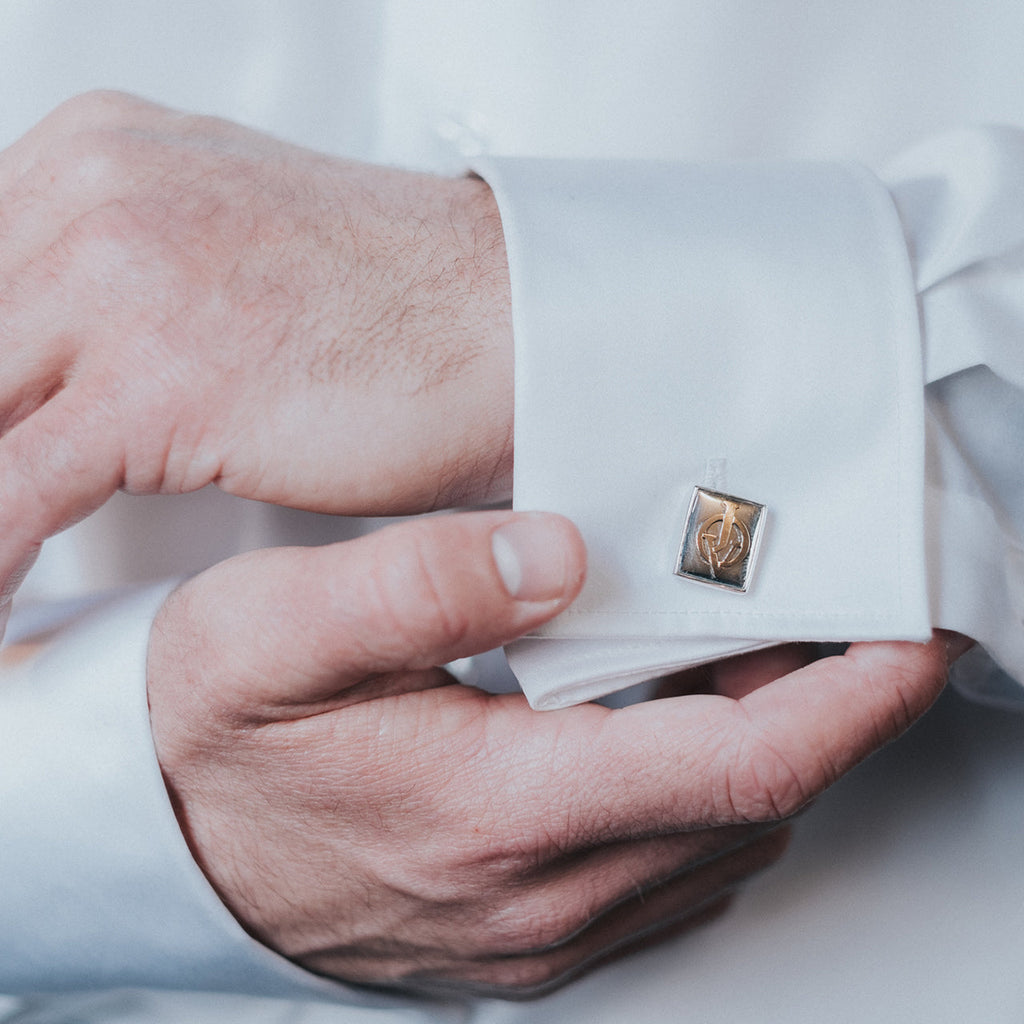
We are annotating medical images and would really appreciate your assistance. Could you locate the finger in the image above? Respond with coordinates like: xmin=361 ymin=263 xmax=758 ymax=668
xmin=540 ymin=633 xmax=952 ymax=839
xmin=152 ymin=510 xmax=586 ymax=716
xmin=324 ymin=827 xmax=789 ymax=997
xmin=938 ymin=628 xmax=974 ymax=665
xmin=0 ymin=248 xmax=107 ymax=435
xmin=469 ymin=822 xmax=783 ymax=962
xmin=473 ymin=826 xmax=790 ymax=998
xmin=651 ymin=661 xmax=714 ymax=700
xmin=0 ymin=94 xmax=176 ymax=281
xmin=0 ymin=91 xmax=154 ymax=165
xmin=653 ymin=643 xmax=814 ymax=701
xmin=0 ymin=384 xmax=125 ymax=625
xmin=709 ymin=643 xmax=816 ymax=699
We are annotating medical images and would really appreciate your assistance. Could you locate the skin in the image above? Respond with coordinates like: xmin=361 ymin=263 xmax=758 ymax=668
xmin=148 ymin=510 xmax=963 ymax=997
xmin=0 ymin=92 xmax=968 ymax=995
xmin=0 ymin=90 xmax=512 ymax=611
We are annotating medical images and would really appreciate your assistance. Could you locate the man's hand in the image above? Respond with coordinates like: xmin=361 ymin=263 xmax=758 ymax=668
xmin=0 ymin=91 xmax=512 ymax=603
xmin=147 ymin=510 xmax=958 ymax=998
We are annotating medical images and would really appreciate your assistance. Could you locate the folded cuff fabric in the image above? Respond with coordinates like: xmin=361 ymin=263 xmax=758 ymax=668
xmin=0 ymin=586 xmax=422 ymax=1006
xmin=479 ymin=126 xmax=1024 ymax=709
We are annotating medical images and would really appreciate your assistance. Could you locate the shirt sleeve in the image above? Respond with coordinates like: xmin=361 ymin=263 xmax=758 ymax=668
xmin=0 ymin=584 xmax=439 ymax=1011
xmin=475 ymin=125 xmax=1024 ymax=709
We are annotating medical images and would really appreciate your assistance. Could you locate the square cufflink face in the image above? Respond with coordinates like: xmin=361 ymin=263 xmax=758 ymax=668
xmin=674 ymin=487 xmax=766 ymax=592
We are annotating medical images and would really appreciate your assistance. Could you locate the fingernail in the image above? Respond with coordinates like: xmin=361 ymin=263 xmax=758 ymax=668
xmin=491 ymin=515 xmax=572 ymax=601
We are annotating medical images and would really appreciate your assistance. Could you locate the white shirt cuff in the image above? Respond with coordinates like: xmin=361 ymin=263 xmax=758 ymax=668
xmin=0 ymin=585 xmax=420 ymax=1008
xmin=476 ymin=153 xmax=937 ymax=709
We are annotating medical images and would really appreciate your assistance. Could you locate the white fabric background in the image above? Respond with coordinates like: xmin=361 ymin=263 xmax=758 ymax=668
xmin=1 ymin=1 xmax=1024 ymax=1021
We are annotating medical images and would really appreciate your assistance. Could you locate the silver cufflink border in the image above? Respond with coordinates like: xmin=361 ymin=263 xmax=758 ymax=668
xmin=674 ymin=486 xmax=766 ymax=593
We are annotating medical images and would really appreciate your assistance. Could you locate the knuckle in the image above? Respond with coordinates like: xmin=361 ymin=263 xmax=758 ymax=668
xmin=34 ymin=165 xmax=151 ymax=275
xmin=481 ymin=901 xmax=588 ymax=958
xmin=424 ymin=834 xmax=589 ymax=959
xmin=44 ymin=90 xmax=140 ymax=131
xmin=469 ymin=954 xmax=572 ymax=997
xmin=7 ymin=399 xmax=120 ymax=506
xmin=886 ymin=645 xmax=948 ymax=728
xmin=37 ymin=98 xmax=145 ymax=189
xmin=432 ymin=827 xmax=536 ymax=892
xmin=720 ymin=733 xmax=814 ymax=822
xmin=40 ymin=90 xmax=133 ymax=135
xmin=18 ymin=97 xmax=180 ymax=257
xmin=371 ymin=531 xmax=473 ymax=659
xmin=57 ymin=202 xmax=142 ymax=277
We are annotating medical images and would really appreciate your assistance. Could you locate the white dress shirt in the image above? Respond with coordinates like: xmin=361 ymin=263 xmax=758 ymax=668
xmin=2 ymin=1 xmax=1024 ymax=1020
xmin=375 ymin=4 xmax=1024 ymax=708
xmin=489 ymin=129 xmax=1024 ymax=707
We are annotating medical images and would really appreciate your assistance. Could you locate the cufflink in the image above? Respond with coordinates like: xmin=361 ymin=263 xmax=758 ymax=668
xmin=674 ymin=487 xmax=766 ymax=592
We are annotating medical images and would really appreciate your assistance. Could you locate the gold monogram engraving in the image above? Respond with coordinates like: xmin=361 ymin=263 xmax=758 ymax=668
xmin=675 ymin=487 xmax=765 ymax=592
xmin=697 ymin=502 xmax=750 ymax=577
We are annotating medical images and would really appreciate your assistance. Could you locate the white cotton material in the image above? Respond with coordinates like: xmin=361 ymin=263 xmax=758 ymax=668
xmin=0 ymin=585 xmax=453 ymax=1013
xmin=480 ymin=155 xmax=935 ymax=709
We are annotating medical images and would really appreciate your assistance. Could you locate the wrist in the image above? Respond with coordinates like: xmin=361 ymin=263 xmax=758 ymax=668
xmin=441 ymin=175 xmax=514 ymax=507
xmin=326 ymin=164 xmax=514 ymax=513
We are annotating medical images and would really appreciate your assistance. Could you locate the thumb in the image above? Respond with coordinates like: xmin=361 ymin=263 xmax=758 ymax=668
xmin=149 ymin=510 xmax=585 ymax=715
